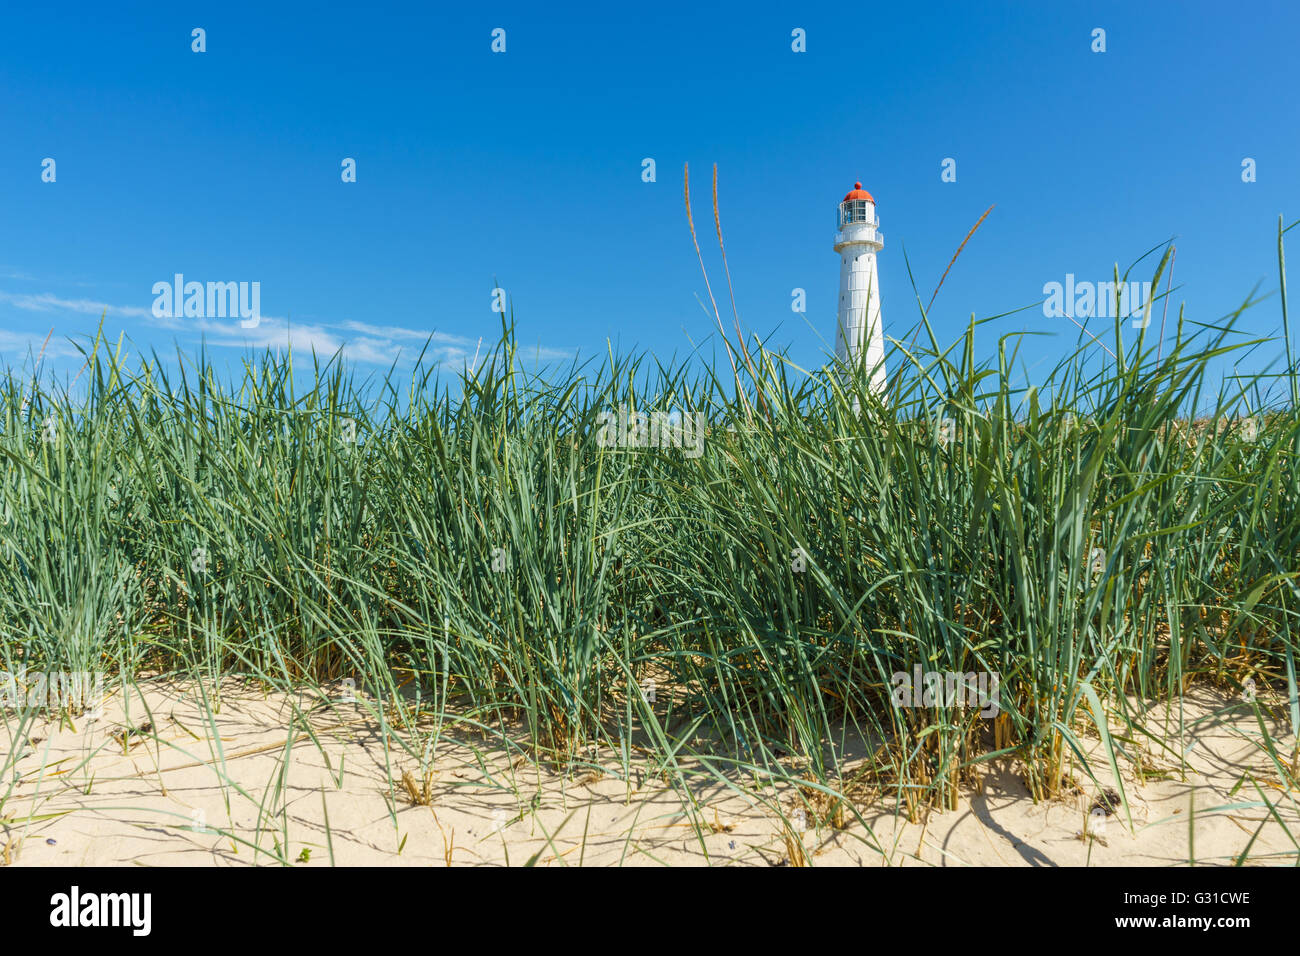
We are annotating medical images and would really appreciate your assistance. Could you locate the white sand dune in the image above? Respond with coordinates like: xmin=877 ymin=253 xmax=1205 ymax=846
xmin=2 ymin=680 xmax=1295 ymax=867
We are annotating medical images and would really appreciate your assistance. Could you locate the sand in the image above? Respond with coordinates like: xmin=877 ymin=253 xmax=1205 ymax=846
xmin=2 ymin=678 xmax=1296 ymax=866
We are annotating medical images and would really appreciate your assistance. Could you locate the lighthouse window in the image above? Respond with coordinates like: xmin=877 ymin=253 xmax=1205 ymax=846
xmin=839 ymin=200 xmax=873 ymax=228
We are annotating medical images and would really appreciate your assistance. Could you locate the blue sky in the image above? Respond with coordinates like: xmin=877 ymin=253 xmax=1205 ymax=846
xmin=2 ymin=0 xmax=1297 ymax=396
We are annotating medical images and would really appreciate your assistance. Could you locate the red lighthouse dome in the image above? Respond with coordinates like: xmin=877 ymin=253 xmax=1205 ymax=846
xmin=842 ymin=181 xmax=874 ymax=203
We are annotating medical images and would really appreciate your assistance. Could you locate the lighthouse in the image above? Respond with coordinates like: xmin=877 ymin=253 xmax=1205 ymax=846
xmin=834 ymin=182 xmax=887 ymax=395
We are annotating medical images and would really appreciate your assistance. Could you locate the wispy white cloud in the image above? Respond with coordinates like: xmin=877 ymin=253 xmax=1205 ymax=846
xmin=516 ymin=343 xmax=580 ymax=363
xmin=192 ymin=315 xmax=455 ymax=365
xmin=0 ymin=330 xmax=89 ymax=362
xmin=0 ymin=290 xmax=155 ymax=320
xmin=0 ymin=287 xmax=576 ymax=368
xmin=338 ymin=320 xmax=470 ymax=343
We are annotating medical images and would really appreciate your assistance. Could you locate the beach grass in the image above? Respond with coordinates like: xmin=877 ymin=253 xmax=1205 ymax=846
xmin=2 ymin=219 xmax=1300 ymax=864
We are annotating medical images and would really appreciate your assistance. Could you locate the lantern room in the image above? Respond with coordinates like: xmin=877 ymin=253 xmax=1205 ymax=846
xmin=838 ymin=182 xmax=877 ymax=229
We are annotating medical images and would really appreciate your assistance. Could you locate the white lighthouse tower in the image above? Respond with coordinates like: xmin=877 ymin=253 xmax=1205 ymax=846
xmin=834 ymin=182 xmax=887 ymax=396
